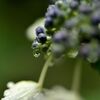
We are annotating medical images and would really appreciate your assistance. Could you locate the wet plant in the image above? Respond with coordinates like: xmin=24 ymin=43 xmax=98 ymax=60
xmin=2 ymin=0 xmax=100 ymax=100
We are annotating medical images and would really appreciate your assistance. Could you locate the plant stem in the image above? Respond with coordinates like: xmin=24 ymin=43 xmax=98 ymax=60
xmin=71 ymin=59 xmax=82 ymax=93
xmin=38 ymin=55 xmax=52 ymax=89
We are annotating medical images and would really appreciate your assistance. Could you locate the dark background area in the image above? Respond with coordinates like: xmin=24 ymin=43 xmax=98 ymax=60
xmin=0 ymin=0 xmax=100 ymax=99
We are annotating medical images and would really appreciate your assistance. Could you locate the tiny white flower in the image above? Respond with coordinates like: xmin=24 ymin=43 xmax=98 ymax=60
xmin=2 ymin=81 xmax=41 ymax=100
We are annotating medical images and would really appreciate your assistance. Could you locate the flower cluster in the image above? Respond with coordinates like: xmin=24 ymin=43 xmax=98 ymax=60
xmin=1 ymin=81 xmax=40 ymax=100
xmin=32 ymin=0 xmax=100 ymax=64
xmin=2 ymin=81 xmax=82 ymax=100
xmin=3 ymin=1 xmax=99 ymax=99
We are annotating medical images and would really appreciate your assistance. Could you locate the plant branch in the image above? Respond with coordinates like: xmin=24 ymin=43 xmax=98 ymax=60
xmin=71 ymin=59 xmax=82 ymax=93
xmin=38 ymin=55 xmax=52 ymax=89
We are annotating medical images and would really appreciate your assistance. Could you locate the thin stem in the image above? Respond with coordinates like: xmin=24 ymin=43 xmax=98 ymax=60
xmin=38 ymin=55 xmax=52 ymax=89
xmin=71 ymin=59 xmax=82 ymax=93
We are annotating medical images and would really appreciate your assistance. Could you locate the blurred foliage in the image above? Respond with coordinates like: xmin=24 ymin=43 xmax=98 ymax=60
xmin=0 ymin=0 xmax=100 ymax=99
xmin=0 ymin=0 xmax=48 ymax=97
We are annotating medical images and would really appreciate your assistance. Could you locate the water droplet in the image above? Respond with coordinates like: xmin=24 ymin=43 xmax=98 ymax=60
xmin=68 ymin=49 xmax=78 ymax=58
xmin=34 ymin=53 xmax=40 ymax=58
xmin=87 ymin=52 xmax=98 ymax=63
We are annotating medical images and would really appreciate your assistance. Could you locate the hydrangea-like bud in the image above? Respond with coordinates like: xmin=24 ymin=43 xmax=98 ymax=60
xmin=31 ymin=0 xmax=100 ymax=65
xmin=2 ymin=81 xmax=40 ymax=100
xmin=45 ymin=86 xmax=83 ymax=100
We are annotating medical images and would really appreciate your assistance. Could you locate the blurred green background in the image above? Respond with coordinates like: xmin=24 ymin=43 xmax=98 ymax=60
xmin=0 ymin=0 xmax=100 ymax=99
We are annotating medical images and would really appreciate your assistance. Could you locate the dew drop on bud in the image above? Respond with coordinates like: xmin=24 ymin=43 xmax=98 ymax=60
xmin=34 ymin=53 xmax=40 ymax=58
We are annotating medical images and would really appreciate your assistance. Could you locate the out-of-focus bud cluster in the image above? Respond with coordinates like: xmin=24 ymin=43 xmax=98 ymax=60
xmin=1 ymin=81 xmax=40 ymax=100
xmin=2 ymin=81 xmax=83 ymax=100
xmin=44 ymin=86 xmax=83 ymax=100
xmin=32 ymin=0 xmax=100 ymax=64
